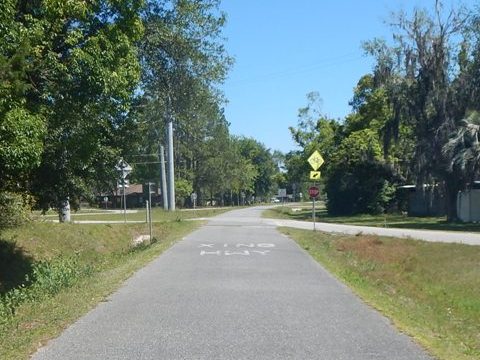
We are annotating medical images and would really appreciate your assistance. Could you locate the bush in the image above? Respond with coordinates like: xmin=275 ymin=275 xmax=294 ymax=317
xmin=0 ymin=192 xmax=32 ymax=229
xmin=324 ymin=129 xmax=399 ymax=216
xmin=175 ymin=178 xmax=193 ymax=207
xmin=325 ymin=160 xmax=397 ymax=215
xmin=0 ymin=256 xmax=92 ymax=324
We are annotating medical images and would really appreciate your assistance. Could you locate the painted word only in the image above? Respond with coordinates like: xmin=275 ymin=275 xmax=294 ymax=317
xmin=199 ymin=243 xmax=275 ymax=256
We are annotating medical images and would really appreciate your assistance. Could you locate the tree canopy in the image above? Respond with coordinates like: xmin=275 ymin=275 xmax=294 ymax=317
xmin=286 ymin=1 xmax=480 ymax=220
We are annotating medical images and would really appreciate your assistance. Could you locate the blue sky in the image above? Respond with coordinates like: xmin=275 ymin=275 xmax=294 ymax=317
xmin=219 ymin=0 xmax=474 ymax=153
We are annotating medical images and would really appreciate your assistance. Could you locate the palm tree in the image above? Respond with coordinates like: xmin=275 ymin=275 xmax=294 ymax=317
xmin=443 ymin=111 xmax=480 ymax=185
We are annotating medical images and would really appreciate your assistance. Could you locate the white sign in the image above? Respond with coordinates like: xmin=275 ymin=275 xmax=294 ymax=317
xmin=117 ymin=179 xmax=130 ymax=189
xmin=278 ymin=189 xmax=287 ymax=197
xmin=115 ymin=159 xmax=132 ymax=179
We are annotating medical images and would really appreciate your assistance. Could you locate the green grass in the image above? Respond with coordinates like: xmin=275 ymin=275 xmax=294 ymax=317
xmin=0 ymin=220 xmax=202 ymax=359
xmin=280 ymin=227 xmax=480 ymax=360
xmin=264 ymin=203 xmax=480 ymax=232
xmin=34 ymin=207 xmax=232 ymax=222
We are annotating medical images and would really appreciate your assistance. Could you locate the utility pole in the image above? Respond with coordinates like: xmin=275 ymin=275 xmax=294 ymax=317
xmin=167 ymin=119 xmax=175 ymax=211
xmin=159 ymin=145 xmax=168 ymax=210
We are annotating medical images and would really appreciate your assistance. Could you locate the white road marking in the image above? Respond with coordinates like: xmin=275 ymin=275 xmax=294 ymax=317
xmin=252 ymin=250 xmax=270 ymax=255
xmin=225 ymin=250 xmax=250 ymax=256
xmin=198 ymin=243 xmax=276 ymax=256
xmin=200 ymin=250 xmax=221 ymax=256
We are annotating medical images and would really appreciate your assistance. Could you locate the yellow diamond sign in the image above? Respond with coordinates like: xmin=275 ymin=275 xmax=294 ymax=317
xmin=308 ymin=151 xmax=324 ymax=171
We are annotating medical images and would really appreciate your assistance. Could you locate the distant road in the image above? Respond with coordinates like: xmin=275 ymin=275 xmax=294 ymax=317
xmin=33 ymin=207 xmax=431 ymax=360
xmin=262 ymin=211 xmax=480 ymax=246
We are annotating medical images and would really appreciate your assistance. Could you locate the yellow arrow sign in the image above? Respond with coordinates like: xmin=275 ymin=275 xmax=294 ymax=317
xmin=308 ymin=150 xmax=324 ymax=171
xmin=310 ymin=171 xmax=321 ymax=180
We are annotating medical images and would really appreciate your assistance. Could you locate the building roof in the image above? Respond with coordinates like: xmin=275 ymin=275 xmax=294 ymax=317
xmin=121 ymin=184 xmax=144 ymax=195
xmin=97 ymin=183 xmax=161 ymax=197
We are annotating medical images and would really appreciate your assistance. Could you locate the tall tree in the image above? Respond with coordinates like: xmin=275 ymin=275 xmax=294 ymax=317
xmin=0 ymin=0 xmax=46 ymax=192
xmin=195 ymin=119 xmax=232 ymax=204
xmin=236 ymin=137 xmax=276 ymax=200
xmin=443 ymin=111 xmax=480 ymax=184
xmin=4 ymin=0 xmax=145 ymax=220
xmin=135 ymin=0 xmax=233 ymax=189
xmin=325 ymin=129 xmax=397 ymax=215
xmin=364 ymin=1 xmax=471 ymax=220
xmin=287 ymin=92 xmax=343 ymax=192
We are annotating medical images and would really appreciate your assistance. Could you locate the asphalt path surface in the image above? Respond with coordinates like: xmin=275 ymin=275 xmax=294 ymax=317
xmin=33 ymin=207 xmax=432 ymax=359
xmin=266 ymin=218 xmax=480 ymax=246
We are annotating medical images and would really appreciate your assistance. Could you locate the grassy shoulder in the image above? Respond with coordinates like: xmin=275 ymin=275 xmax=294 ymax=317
xmin=34 ymin=206 xmax=233 ymax=222
xmin=265 ymin=204 xmax=480 ymax=232
xmin=280 ymin=227 xmax=480 ymax=360
xmin=0 ymin=220 xmax=201 ymax=360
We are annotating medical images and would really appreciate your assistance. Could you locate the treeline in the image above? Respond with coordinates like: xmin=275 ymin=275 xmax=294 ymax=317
xmin=0 ymin=0 xmax=280 ymax=224
xmin=287 ymin=1 xmax=480 ymax=221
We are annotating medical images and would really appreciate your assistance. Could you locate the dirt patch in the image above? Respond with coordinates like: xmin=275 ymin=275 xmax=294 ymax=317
xmin=336 ymin=235 xmax=414 ymax=264
xmin=19 ymin=320 xmax=44 ymax=330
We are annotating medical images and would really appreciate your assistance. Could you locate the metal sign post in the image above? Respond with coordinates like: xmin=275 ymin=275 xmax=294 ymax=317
xmin=146 ymin=200 xmax=152 ymax=242
xmin=147 ymin=182 xmax=154 ymax=239
xmin=123 ymin=182 xmax=127 ymax=223
xmin=313 ymin=195 xmax=316 ymax=231
xmin=116 ymin=159 xmax=132 ymax=224
xmin=147 ymin=182 xmax=153 ymax=218
xmin=145 ymin=200 xmax=149 ymax=223
xmin=308 ymin=186 xmax=320 ymax=231
xmin=307 ymin=150 xmax=325 ymax=232
xmin=148 ymin=200 xmax=152 ymax=242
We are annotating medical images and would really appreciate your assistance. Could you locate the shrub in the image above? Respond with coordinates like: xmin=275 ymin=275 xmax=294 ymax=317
xmin=0 ymin=257 xmax=92 ymax=324
xmin=175 ymin=178 xmax=193 ymax=207
xmin=0 ymin=192 xmax=32 ymax=229
xmin=324 ymin=129 xmax=399 ymax=215
xmin=325 ymin=160 xmax=397 ymax=215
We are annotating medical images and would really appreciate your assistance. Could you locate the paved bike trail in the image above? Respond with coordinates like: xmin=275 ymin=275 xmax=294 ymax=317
xmin=33 ymin=207 xmax=432 ymax=359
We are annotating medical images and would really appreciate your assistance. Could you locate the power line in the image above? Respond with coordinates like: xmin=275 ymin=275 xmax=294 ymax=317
xmin=130 ymin=161 xmax=161 ymax=165
xmin=227 ymin=53 xmax=363 ymax=86
xmin=126 ymin=154 xmax=159 ymax=157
